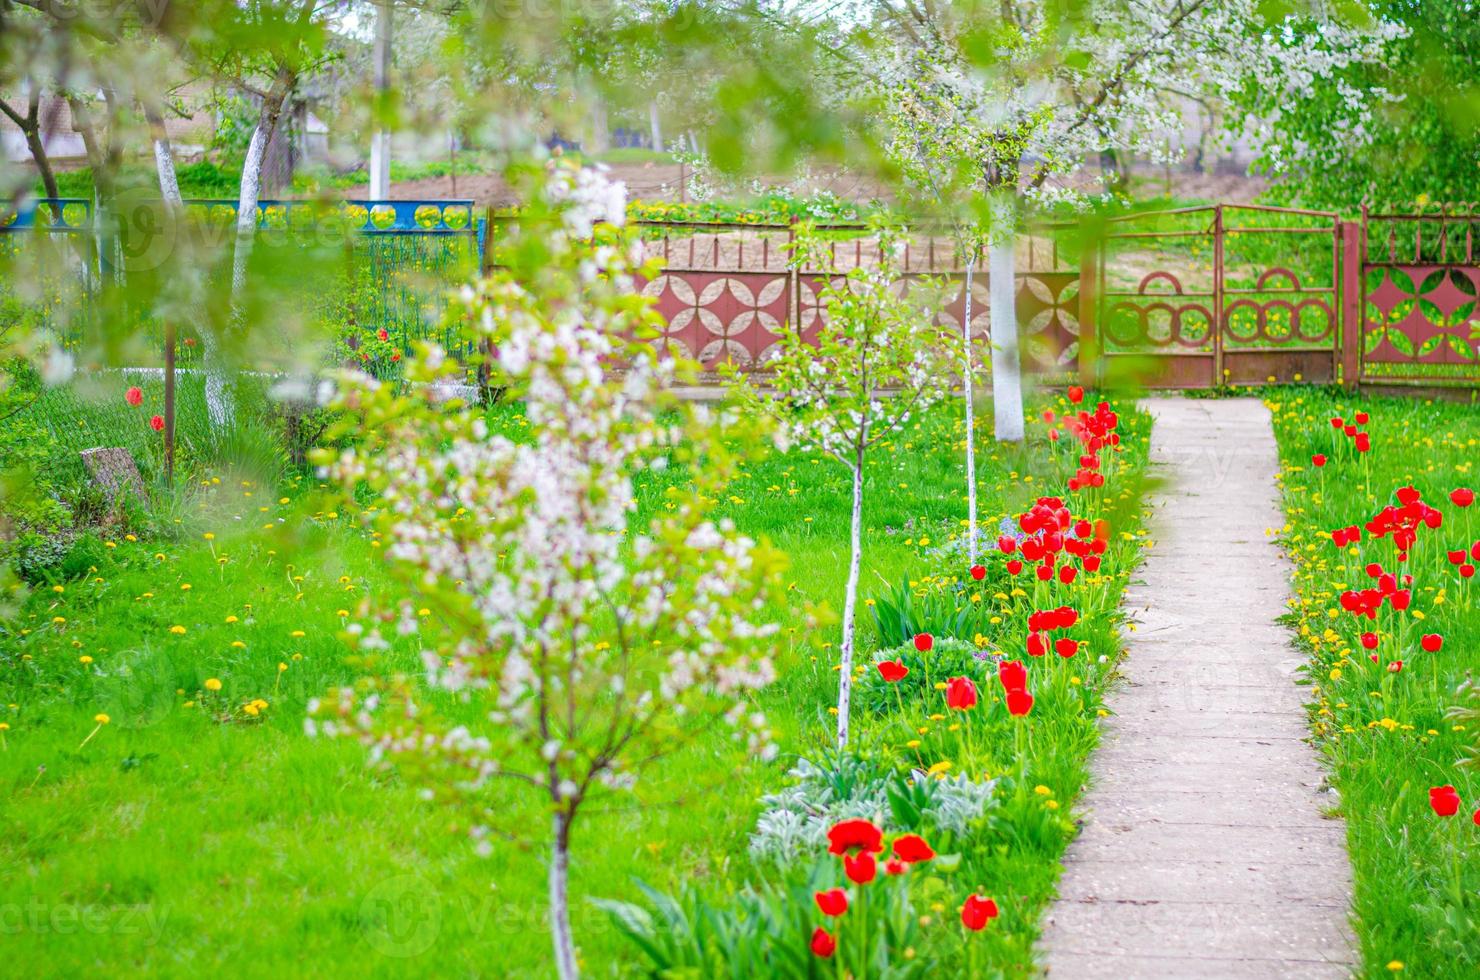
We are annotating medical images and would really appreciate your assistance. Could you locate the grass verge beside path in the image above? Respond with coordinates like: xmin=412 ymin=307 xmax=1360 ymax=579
xmin=1 ymin=395 xmax=1152 ymax=975
xmin=1267 ymin=387 xmax=1480 ymax=978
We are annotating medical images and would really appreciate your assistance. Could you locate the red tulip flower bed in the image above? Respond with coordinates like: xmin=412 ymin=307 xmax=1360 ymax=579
xmin=602 ymin=393 xmax=1155 ymax=974
xmin=1269 ymin=390 xmax=1480 ymax=976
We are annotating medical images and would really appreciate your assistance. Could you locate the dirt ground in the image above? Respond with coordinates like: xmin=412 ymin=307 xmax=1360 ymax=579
xmin=337 ymin=161 xmax=890 ymax=208
xmin=339 ymin=161 xmax=1265 ymax=209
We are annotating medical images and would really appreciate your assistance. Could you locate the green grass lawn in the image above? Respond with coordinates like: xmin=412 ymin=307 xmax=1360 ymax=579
xmin=1267 ymin=387 xmax=1480 ymax=978
xmin=1 ymin=396 xmax=1152 ymax=976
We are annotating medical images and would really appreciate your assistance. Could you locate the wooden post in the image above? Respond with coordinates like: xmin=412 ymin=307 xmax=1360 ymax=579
xmin=1078 ymin=237 xmax=1099 ymax=389
xmin=1338 ymin=219 xmax=1363 ymax=389
xmin=477 ymin=206 xmax=496 ymax=404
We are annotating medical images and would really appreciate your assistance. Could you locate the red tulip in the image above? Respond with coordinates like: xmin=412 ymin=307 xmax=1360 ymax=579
xmin=913 ymin=633 xmax=933 ymax=652
xmin=1463 ymin=564 xmax=1477 ymax=579
xmin=1387 ymin=660 xmax=1403 ymax=673
xmin=1312 ymin=454 xmax=1326 ymax=467
xmin=945 ymin=676 xmax=978 ymax=711
xmin=815 ymin=889 xmax=848 ymax=917
xmin=149 ymin=415 xmax=165 ymax=432
xmin=810 ymin=927 xmax=836 ymax=958
xmin=124 ymin=386 xmax=143 ymax=406
xmin=1452 ymin=487 xmax=1475 ymax=508
xmin=877 ymin=660 xmax=909 ymax=683
xmin=1355 ymin=433 xmax=1370 ymax=453
xmin=1330 ymin=417 xmax=1344 ymax=429
xmin=1083 ymin=555 xmax=1102 ymax=572
xmin=998 ymin=659 xmax=1027 ymax=693
xmin=970 ymin=564 xmax=986 ymax=581
xmin=843 ymin=851 xmax=876 ymax=884
xmin=1448 ymin=550 xmax=1467 ymax=565
xmin=1390 ymin=590 xmax=1411 ymax=611
xmin=1430 ymin=785 xmax=1461 ymax=817
xmin=1067 ymin=385 xmax=1084 ymax=404
xmin=892 ymin=834 xmax=935 ymax=863
xmin=1355 ymin=411 xmax=1369 ymax=424
xmin=1474 ymin=808 xmax=1480 ymax=827
xmin=1473 ymin=542 xmax=1480 ymax=561
xmin=884 ymin=858 xmax=908 ymax=876
xmin=1058 ymin=565 xmax=1077 ymax=584
xmin=1421 ymin=634 xmax=1443 ymax=653
xmin=377 ymin=328 xmax=389 ymax=341
xmin=1035 ymin=564 xmax=1053 ymax=582
xmin=827 ymin=819 xmax=883 ymax=856
xmin=1006 ymin=559 xmax=1023 ymax=576
xmin=1006 ymin=689 xmax=1034 ymax=716
xmin=1360 ymin=632 xmax=1379 ymax=650
xmin=1054 ymin=637 xmax=1078 ymax=658
xmin=961 ymin=894 xmax=999 ymax=931
xmin=1027 ymin=632 xmax=1047 ymax=658
xmin=1344 ymin=424 xmax=1357 ymax=437
xmin=998 ymin=535 xmax=1017 ymax=554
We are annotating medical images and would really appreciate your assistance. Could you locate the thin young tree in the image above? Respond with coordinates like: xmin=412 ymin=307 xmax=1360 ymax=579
xmin=311 ymin=159 xmax=784 ymax=980
xmin=729 ymin=224 xmax=955 ymax=747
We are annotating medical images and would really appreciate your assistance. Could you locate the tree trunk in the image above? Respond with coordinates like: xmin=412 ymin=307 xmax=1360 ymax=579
xmin=648 ymin=100 xmax=662 ymax=152
xmin=989 ymin=194 xmax=1024 ymax=442
xmin=962 ymin=257 xmax=978 ymax=561
xmin=548 ymin=811 xmax=578 ymax=980
xmin=588 ymin=99 xmax=609 ymax=154
xmin=219 ymin=73 xmax=295 ymax=428
xmin=146 ymin=106 xmax=182 ymax=206
xmin=368 ymin=0 xmax=393 ymax=198
xmin=1 ymin=90 xmax=62 ymax=200
xmin=836 ymin=453 xmax=865 ymax=747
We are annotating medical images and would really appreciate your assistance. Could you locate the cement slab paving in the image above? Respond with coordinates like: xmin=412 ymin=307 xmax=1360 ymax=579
xmin=1039 ymin=397 xmax=1355 ymax=978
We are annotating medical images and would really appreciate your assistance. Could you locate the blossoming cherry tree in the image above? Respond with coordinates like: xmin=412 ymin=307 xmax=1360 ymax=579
xmin=312 ymin=159 xmax=784 ymax=980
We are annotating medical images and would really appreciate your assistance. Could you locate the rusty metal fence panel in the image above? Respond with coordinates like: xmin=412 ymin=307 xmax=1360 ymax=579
xmin=1358 ymin=205 xmax=1480 ymax=387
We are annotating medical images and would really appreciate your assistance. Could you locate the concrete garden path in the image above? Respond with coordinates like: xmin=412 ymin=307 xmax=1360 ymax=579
xmin=1039 ymin=397 xmax=1355 ymax=979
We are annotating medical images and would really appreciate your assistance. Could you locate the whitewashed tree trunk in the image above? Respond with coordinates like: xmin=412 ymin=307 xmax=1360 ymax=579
xmin=549 ymin=812 xmax=578 ymax=980
xmin=220 ymin=83 xmax=290 ymax=428
xmin=648 ymin=100 xmax=663 ymax=152
xmin=835 ymin=449 xmax=865 ymax=748
xmin=989 ymin=194 xmax=1024 ymax=442
xmin=368 ymin=0 xmax=393 ymax=198
xmin=962 ymin=257 xmax=978 ymax=561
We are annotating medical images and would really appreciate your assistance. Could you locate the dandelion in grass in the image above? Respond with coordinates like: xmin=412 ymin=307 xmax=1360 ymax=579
xmin=78 ymin=713 xmax=110 ymax=750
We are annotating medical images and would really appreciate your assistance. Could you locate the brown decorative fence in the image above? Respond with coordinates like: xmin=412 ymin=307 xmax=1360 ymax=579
xmin=629 ymin=221 xmax=1085 ymax=382
xmin=613 ymin=204 xmax=1480 ymax=390
xmin=1357 ymin=206 xmax=1480 ymax=386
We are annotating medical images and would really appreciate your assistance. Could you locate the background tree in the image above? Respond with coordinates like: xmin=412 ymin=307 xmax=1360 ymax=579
xmin=847 ymin=0 xmax=1401 ymax=441
xmin=1235 ymin=1 xmax=1471 ymax=209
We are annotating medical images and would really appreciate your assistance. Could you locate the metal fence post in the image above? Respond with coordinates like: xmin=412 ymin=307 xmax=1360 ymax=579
xmin=1338 ymin=219 xmax=1363 ymax=389
xmin=1078 ymin=236 xmax=1099 ymax=389
xmin=1212 ymin=204 xmax=1224 ymax=387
